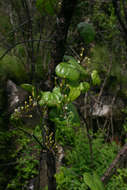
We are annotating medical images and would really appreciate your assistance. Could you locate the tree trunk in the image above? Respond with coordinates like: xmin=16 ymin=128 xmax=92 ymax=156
xmin=45 ymin=0 xmax=78 ymax=190
xmin=49 ymin=0 xmax=78 ymax=88
xmin=47 ymin=151 xmax=56 ymax=190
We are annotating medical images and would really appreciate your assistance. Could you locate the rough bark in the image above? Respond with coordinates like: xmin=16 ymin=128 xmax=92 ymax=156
xmin=45 ymin=0 xmax=78 ymax=190
xmin=49 ymin=0 xmax=78 ymax=87
xmin=47 ymin=151 xmax=56 ymax=190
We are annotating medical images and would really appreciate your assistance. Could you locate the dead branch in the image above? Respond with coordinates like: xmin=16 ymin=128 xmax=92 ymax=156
xmin=101 ymin=142 xmax=127 ymax=184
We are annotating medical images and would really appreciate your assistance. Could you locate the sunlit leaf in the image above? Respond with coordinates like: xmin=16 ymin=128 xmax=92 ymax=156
xmin=55 ymin=62 xmax=80 ymax=81
xmin=68 ymin=85 xmax=81 ymax=102
xmin=64 ymin=55 xmax=88 ymax=79
xmin=39 ymin=87 xmax=62 ymax=107
xmin=91 ymin=70 xmax=101 ymax=85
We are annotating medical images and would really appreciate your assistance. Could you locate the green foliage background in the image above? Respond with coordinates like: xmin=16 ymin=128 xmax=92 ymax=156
xmin=0 ymin=0 xmax=127 ymax=190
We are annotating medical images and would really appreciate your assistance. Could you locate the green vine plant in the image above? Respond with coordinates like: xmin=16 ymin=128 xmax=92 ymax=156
xmin=20 ymin=55 xmax=101 ymax=139
xmin=10 ymin=55 xmax=101 ymax=189
xmin=20 ymin=55 xmax=100 ymax=123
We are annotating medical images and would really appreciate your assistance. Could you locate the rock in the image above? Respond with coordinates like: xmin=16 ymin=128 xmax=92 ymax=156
xmin=92 ymin=104 xmax=111 ymax=117
xmin=6 ymin=80 xmax=28 ymax=113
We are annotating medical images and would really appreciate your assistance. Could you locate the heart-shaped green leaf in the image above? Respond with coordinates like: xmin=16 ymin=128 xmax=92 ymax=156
xmin=68 ymin=85 xmax=81 ymax=102
xmin=39 ymin=87 xmax=62 ymax=107
xmin=64 ymin=55 xmax=88 ymax=79
xmin=55 ymin=62 xmax=80 ymax=81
